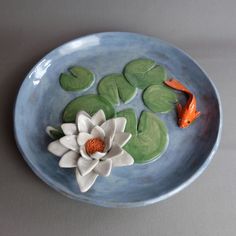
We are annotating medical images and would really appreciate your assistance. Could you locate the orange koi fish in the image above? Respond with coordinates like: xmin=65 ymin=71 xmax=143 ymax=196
xmin=164 ymin=78 xmax=201 ymax=128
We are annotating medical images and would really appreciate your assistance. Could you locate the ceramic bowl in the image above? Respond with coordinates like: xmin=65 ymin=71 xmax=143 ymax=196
xmin=14 ymin=32 xmax=222 ymax=207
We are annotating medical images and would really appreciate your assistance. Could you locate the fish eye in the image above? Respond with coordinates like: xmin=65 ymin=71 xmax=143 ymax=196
xmin=187 ymin=120 xmax=190 ymax=124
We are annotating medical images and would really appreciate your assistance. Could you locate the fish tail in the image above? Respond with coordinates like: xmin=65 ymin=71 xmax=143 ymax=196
xmin=164 ymin=79 xmax=191 ymax=95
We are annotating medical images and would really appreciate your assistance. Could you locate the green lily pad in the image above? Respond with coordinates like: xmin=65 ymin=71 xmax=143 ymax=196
xmin=125 ymin=111 xmax=168 ymax=163
xmin=123 ymin=58 xmax=167 ymax=89
xmin=117 ymin=110 xmax=168 ymax=163
xmin=143 ymin=85 xmax=178 ymax=113
xmin=98 ymin=74 xmax=137 ymax=105
xmin=117 ymin=108 xmax=137 ymax=135
xmin=63 ymin=94 xmax=115 ymax=122
xmin=60 ymin=66 xmax=94 ymax=91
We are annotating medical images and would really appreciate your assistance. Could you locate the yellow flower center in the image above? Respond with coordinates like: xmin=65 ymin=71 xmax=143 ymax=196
xmin=85 ymin=138 xmax=105 ymax=154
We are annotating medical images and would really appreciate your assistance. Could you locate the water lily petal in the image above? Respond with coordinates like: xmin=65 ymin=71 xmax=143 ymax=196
xmin=94 ymin=159 xmax=112 ymax=176
xmin=101 ymin=144 xmax=123 ymax=160
xmin=101 ymin=119 xmax=116 ymax=144
xmin=104 ymin=135 xmax=112 ymax=152
xmin=113 ymin=117 xmax=126 ymax=133
xmin=48 ymin=140 xmax=68 ymax=157
xmin=111 ymin=150 xmax=134 ymax=167
xmin=76 ymin=113 xmax=94 ymax=133
xmin=59 ymin=151 xmax=79 ymax=168
xmin=76 ymin=110 xmax=91 ymax=119
xmin=77 ymin=158 xmax=99 ymax=176
xmin=113 ymin=132 xmax=132 ymax=147
xmin=77 ymin=133 xmax=94 ymax=146
xmin=91 ymin=110 xmax=106 ymax=126
xmin=80 ymin=146 xmax=92 ymax=160
xmin=76 ymin=169 xmax=98 ymax=192
xmin=60 ymin=135 xmax=80 ymax=152
xmin=91 ymin=125 xmax=105 ymax=139
xmin=61 ymin=123 xmax=77 ymax=135
xmin=90 ymin=151 xmax=106 ymax=159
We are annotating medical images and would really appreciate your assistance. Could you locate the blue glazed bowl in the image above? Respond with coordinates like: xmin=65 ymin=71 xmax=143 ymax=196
xmin=14 ymin=32 xmax=222 ymax=207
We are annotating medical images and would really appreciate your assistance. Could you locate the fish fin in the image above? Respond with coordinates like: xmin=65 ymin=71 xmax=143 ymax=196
xmin=195 ymin=111 xmax=201 ymax=118
xmin=164 ymin=78 xmax=191 ymax=95
xmin=176 ymin=103 xmax=182 ymax=117
xmin=191 ymin=111 xmax=201 ymax=124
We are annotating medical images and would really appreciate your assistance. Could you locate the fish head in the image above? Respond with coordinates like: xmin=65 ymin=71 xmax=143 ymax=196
xmin=178 ymin=112 xmax=193 ymax=128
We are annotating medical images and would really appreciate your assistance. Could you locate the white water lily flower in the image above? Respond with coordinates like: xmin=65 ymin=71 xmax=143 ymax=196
xmin=47 ymin=110 xmax=134 ymax=192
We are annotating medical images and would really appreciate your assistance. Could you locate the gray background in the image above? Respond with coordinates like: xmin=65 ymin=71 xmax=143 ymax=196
xmin=0 ymin=0 xmax=235 ymax=235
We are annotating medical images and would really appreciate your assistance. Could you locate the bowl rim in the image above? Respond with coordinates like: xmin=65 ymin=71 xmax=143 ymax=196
xmin=14 ymin=32 xmax=223 ymax=208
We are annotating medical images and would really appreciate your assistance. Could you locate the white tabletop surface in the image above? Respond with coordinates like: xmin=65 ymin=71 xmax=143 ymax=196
xmin=0 ymin=0 xmax=235 ymax=235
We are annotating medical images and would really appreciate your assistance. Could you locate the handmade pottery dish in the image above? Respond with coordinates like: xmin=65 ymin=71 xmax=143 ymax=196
xmin=14 ymin=32 xmax=222 ymax=207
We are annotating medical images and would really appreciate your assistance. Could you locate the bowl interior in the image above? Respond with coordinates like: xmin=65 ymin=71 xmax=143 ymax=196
xmin=14 ymin=32 xmax=221 ymax=207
